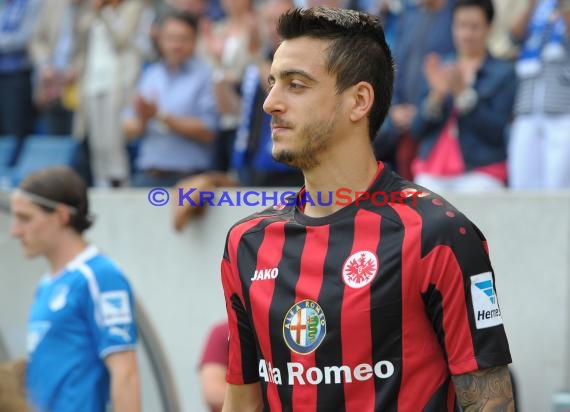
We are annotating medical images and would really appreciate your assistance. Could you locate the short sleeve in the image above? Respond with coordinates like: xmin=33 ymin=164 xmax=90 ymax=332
xmin=221 ymin=238 xmax=259 ymax=385
xmin=82 ymin=260 xmax=138 ymax=359
xmin=193 ymin=68 xmax=219 ymax=133
xmin=420 ymin=215 xmax=511 ymax=375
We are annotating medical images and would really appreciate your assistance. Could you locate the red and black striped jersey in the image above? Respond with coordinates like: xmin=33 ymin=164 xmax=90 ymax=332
xmin=221 ymin=162 xmax=511 ymax=411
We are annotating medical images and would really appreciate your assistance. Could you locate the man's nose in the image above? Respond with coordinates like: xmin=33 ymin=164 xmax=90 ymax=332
xmin=263 ymin=85 xmax=285 ymax=115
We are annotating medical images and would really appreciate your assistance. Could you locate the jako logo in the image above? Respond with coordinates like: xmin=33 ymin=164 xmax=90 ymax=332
xmin=250 ymin=268 xmax=279 ymax=281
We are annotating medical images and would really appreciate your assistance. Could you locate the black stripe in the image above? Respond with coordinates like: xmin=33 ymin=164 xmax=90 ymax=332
xmin=230 ymin=293 xmax=259 ymax=383
xmin=421 ymin=376 xmax=453 ymax=412
xmin=236 ymin=218 xmax=279 ymax=392
xmin=315 ymin=217 xmax=354 ymax=412
xmin=421 ymin=284 xmax=448 ymax=365
xmin=269 ymin=222 xmax=306 ymax=408
xmin=371 ymin=211 xmax=404 ymax=411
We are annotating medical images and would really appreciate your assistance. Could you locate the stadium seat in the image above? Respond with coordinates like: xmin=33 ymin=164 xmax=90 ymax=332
xmin=10 ymin=136 xmax=80 ymax=186
xmin=0 ymin=136 xmax=18 ymax=189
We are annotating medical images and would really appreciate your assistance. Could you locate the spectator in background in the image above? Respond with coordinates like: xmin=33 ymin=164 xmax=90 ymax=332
xmin=488 ymin=0 xmax=532 ymax=60
xmin=123 ymin=11 xmax=218 ymax=188
xmin=29 ymin=0 xmax=89 ymax=136
xmin=345 ymin=0 xmax=414 ymax=60
xmin=294 ymin=0 xmax=348 ymax=6
xmin=508 ymin=0 xmax=570 ymax=189
xmin=0 ymin=0 xmax=41 ymax=139
xmin=171 ymin=0 xmax=301 ymax=232
xmin=346 ymin=1 xmax=406 ymax=50
xmin=231 ymin=0 xmax=301 ymax=187
xmin=374 ymin=0 xmax=455 ymax=179
xmin=161 ymin=0 xmax=207 ymax=16
xmin=153 ymin=0 xmax=208 ymax=35
xmin=77 ymin=0 xmax=151 ymax=188
xmin=10 ymin=166 xmax=140 ymax=412
xmin=156 ymin=0 xmax=224 ymax=23
xmin=198 ymin=320 xmax=229 ymax=412
xmin=203 ymin=0 xmax=261 ymax=172
xmin=410 ymin=0 xmax=515 ymax=192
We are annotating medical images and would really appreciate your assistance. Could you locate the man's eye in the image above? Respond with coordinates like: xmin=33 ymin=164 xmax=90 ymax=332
xmin=289 ymin=82 xmax=305 ymax=90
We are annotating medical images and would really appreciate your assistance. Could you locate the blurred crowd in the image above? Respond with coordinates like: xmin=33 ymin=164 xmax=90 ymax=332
xmin=1 ymin=0 xmax=569 ymax=191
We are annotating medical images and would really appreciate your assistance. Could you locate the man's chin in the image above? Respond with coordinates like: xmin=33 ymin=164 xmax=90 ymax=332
xmin=22 ymin=248 xmax=40 ymax=258
xmin=272 ymin=149 xmax=297 ymax=167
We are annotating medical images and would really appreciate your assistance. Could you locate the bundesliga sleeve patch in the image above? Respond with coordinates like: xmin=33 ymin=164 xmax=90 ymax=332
xmin=100 ymin=291 xmax=132 ymax=326
xmin=470 ymin=272 xmax=504 ymax=329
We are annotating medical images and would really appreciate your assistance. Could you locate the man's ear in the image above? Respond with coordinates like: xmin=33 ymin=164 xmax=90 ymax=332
xmin=54 ymin=204 xmax=71 ymax=227
xmin=348 ymin=81 xmax=374 ymax=123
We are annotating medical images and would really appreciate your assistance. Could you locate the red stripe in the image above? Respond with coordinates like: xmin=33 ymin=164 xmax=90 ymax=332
xmin=447 ymin=380 xmax=456 ymax=410
xmin=250 ymin=221 xmax=286 ymax=412
xmin=222 ymin=258 xmax=245 ymax=384
xmin=419 ymin=245 xmax=477 ymax=375
xmin=341 ymin=210 xmax=381 ymax=412
xmin=291 ymin=225 xmax=329 ymax=411
xmin=390 ymin=204 xmax=450 ymax=410
xmin=224 ymin=217 xmax=268 ymax=384
xmin=482 ymin=240 xmax=489 ymax=256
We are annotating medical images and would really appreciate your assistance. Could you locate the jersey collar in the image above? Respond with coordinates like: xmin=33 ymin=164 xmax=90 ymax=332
xmin=42 ymin=245 xmax=99 ymax=283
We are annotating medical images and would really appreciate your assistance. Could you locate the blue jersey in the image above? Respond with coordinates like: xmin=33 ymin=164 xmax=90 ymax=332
xmin=26 ymin=246 xmax=137 ymax=412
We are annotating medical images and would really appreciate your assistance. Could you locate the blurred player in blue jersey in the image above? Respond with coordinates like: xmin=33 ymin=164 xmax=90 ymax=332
xmin=9 ymin=166 xmax=141 ymax=412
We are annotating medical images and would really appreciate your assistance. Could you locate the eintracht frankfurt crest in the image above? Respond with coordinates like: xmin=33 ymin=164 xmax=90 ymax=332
xmin=342 ymin=251 xmax=379 ymax=288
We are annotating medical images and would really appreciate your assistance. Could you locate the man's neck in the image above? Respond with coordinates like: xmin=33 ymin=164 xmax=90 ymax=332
xmin=459 ymin=51 xmax=487 ymax=65
xmin=165 ymin=58 xmax=189 ymax=73
xmin=301 ymin=137 xmax=379 ymax=218
xmin=46 ymin=235 xmax=88 ymax=277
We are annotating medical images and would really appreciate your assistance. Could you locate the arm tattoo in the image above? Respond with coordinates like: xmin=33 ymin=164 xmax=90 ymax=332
xmin=452 ymin=366 xmax=515 ymax=412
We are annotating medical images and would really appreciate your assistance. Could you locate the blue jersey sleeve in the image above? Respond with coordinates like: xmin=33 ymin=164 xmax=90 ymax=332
xmin=82 ymin=257 xmax=138 ymax=359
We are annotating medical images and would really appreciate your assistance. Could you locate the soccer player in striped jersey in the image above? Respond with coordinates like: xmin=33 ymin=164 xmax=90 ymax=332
xmin=10 ymin=167 xmax=141 ymax=412
xmin=220 ymin=6 xmax=514 ymax=412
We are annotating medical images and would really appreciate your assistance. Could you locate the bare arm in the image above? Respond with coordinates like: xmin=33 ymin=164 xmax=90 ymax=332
xmin=510 ymin=0 xmax=537 ymax=42
xmin=561 ymin=0 xmax=570 ymax=35
xmin=200 ymin=363 xmax=227 ymax=411
xmin=123 ymin=110 xmax=214 ymax=143
xmin=123 ymin=118 xmax=145 ymax=140
xmin=106 ymin=350 xmax=141 ymax=412
xmin=452 ymin=366 xmax=515 ymax=412
xmin=172 ymin=172 xmax=239 ymax=231
xmin=159 ymin=114 xmax=215 ymax=143
xmin=221 ymin=383 xmax=263 ymax=412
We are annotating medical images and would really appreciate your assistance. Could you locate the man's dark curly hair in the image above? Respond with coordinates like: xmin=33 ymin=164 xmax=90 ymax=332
xmin=277 ymin=7 xmax=395 ymax=139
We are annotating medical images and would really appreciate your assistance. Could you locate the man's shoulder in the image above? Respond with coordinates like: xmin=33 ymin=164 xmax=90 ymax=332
xmin=140 ymin=61 xmax=165 ymax=78
xmin=377 ymin=174 xmax=482 ymax=245
xmin=403 ymin=188 xmax=488 ymax=256
xmin=74 ymin=253 xmax=131 ymax=291
xmin=483 ymin=56 xmax=516 ymax=80
xmin=223 ymin=204 xmax=294 ymax=253
xmin=230 ymin=204 xmax=293 ymax=234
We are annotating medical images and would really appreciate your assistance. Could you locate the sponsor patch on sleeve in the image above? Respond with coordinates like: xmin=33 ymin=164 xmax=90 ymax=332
xmin=100 ymin=291 xmax=132 ymax=326
xmin=470 ymin=272 xmax=504 ymax=329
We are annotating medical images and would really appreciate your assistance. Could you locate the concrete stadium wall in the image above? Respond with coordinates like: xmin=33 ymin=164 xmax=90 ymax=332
xmin=1 ymin=189 xmax=569 ymax=412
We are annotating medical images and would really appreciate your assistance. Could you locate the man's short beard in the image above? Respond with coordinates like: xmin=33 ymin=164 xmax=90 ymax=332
xmin=272 ymin=147 xmax=322 ymax=170
xmin=272 ymin=111 xmax=337 ymax=171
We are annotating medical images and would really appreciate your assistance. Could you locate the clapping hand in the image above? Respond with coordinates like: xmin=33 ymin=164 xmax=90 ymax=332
xmin=134 ymin=95 xmax=157 ymax=124
xmin=423 ymin=53 xmax=451 ymax=101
